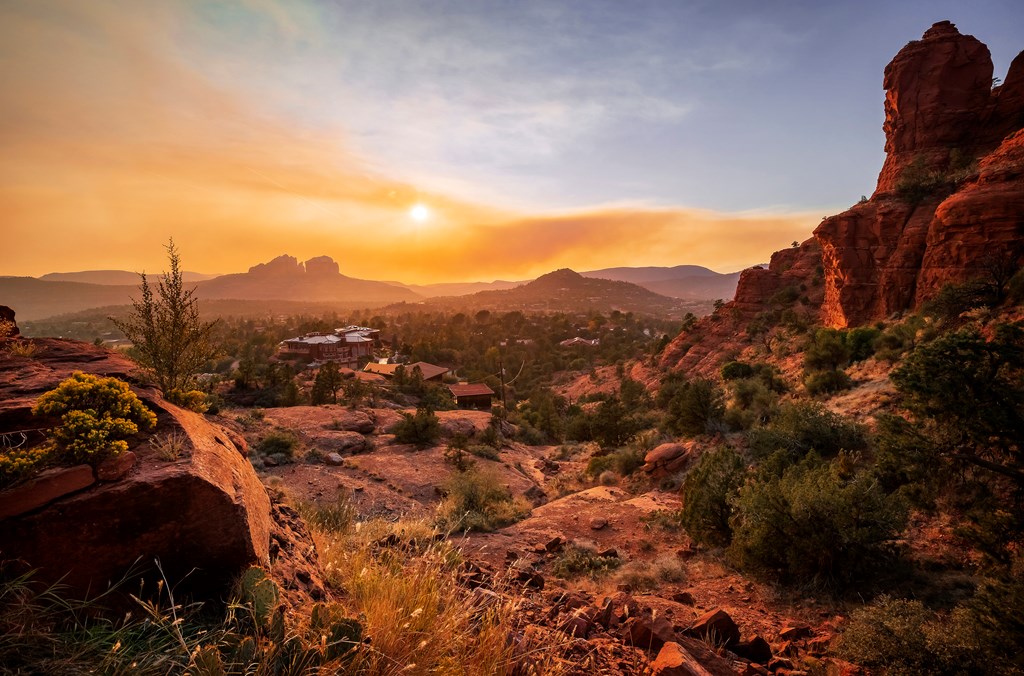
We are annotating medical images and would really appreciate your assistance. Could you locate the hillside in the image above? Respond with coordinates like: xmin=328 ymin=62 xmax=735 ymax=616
xmin=391 ymin=268 xmax=705 ymax=318
xmin=582 ymin=265 xmax=742 ymax=301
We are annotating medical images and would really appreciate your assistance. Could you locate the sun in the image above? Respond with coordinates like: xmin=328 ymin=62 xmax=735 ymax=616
xmin=409 ymin=203 xmax=431 ymax=223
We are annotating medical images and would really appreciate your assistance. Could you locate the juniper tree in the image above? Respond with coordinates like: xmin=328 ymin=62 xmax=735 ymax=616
xmin=111 ymin=240 xmax=218 ymax=395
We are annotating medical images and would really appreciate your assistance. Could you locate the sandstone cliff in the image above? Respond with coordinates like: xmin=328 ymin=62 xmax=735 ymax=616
xmin=662 ymin=22 xmax=1024 ymax=372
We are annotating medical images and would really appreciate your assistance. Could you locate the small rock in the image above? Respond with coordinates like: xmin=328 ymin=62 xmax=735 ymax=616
xmin=545 ymin=536 xmax=564 ymax=552
xmin=263 ymin=456 xmax=278 ymax=467
xmin=778 ymin=625 xmax=812 ymax=641
xmin=325 ymin=452 xmax=345 ymax=466
xmin=671 ymin=591 xmax=695 ymax=605
xmin=650 ymin=641 xmax=712 ymax=675
xmin=95 ymin=451 xmax=136 ymax=481
xmin=684 ymin=608 xmax=740 ymax=647
xmin=590 ymin=517 xmax=608 ymax=530
xmin=597 ymin=547 xmax=618 ymax=558
xmin=622 ymin=615 xmax=676 ymax=652
xmin=733 ymin=635 xmax=773 ymax=664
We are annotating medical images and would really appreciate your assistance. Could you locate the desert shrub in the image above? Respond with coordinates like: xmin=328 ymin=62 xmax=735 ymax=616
xmin=804 ymin=328 xmax=851 ymax=371
xmin=443 ymin=434 xmax=473 ymax=471
xmin=747 ymin=401 xmax=867 ymax=462
xmin=664 ymin=378 xmax=725 ymax=437
xmin=165 ymin=388 xmax=208 ymax=412
xmin=256 ymin=430 xmax=298 ymax=459
xmin=435 ymin=468 xmax=530 ymax=532
xmin=551 ymin=545 xmax=621 ymax=579
xmin=728 ymin=455 xmax=907 ymax=589
xmin=585 ymin=445 xmax=645 ymax=478
xmin=297 ymin=493 xmax=357 ymax=534
xmin=720 ymin=361 xmax=754 ymax=381
xmin=803 ymin=368 xmax=852 ymax=396
xmin=834 ymin=585 xmax=1023 ymax=676
xmin=0 ymin=446 xmax=52 ymax=488
xmin=149 ymin=431 xmax=186 ymax=462
xmin=846 ymin=326 xmax=881 ymax=362
xmin=32 ymin=372 xmax=156 ymax=466
xmin=392 ymin=407 xmax=441 ymax=446
xmin=921 ymin=280 xmax=994 ymax=322
xmin=5 ymin=340 xmax=38 ymax=358
xmin=679 ymin=446 xmax=746 ymax=547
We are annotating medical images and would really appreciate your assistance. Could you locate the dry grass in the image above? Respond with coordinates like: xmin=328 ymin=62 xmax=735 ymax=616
xmin=148 ymin=431 xmax=186 ymax=461
xmin=5 ymin=340 xmax=38 ymax=358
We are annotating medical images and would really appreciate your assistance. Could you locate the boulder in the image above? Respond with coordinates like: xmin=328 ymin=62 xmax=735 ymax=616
xmin=684 ymin=608 xmax=741 ymax=647
xmin=643 ymin=442 xmax=695 ymax=476
xmin=0 ymin=339 xmax=271 ymax=600
xmin=651 ymin=641 xmax=713 ymax=676
xmin=622 ymin=614 xmax=676 ymax=652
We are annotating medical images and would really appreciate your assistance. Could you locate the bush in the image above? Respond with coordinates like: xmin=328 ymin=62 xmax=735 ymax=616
xmin=256 ymin=430 xmax=298 ymax=458
xmin=728 ymin=455 xmax=907 ymax=589
xmin=664 ymin=378 xmax=725 ymax=437
xmin=720 ymin=361 xmax=755 ymax=381
xmin=0 ymin=446 xmax=52 ymax=488
xmin=551 ymin=545 xmax=621 ymax=579
xmin=803 ymin=368 xmax=852 ymax=396
xmin=747 ymin=401 xmax=867 ymax=461
xmin=678 ymin=447 xmax=746 ymax=547
xmin=166 ymin=388 xmax=209 ymax=412
xmin=434 ymin=468 xmax=531 ymax=532
xmin=846 ymin=326 xmax=881 ymax=362
xmin=804 ymin=328 xmax=851 ymax=371
xmin=392 ymin=408 xmax=441 ymax=446
xmin=32 ymin=372 xmax=157 ymax=466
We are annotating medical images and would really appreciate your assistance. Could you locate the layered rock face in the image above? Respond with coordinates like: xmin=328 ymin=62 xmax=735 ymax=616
xmin=0 ymin=339 xmax=271 ymax=599
xmin=816 ymin=21 xmax=1023 ymax=327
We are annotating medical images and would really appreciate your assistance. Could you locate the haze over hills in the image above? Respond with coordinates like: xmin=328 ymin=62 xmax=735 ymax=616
xmin=391 ymin=268 xmax=703 ymax=318
xmin=40 ymin=270 xmax=221 ymax=285
xmin=3 ymin=256 xmax=744 ymax=321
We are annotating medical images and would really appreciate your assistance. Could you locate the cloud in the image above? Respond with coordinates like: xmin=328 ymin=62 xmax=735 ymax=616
xmin=0 ymin=0 xmax=820 ymax=283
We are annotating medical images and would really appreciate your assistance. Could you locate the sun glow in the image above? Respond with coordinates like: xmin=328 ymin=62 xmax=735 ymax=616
xmin=409 ymin=203 xmax=431 ymax=222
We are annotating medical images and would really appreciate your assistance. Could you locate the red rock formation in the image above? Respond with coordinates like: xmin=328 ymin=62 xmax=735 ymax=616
xmin=0 ymin=339 xmax=271 ymax=600
xmin=817 ymin=22 xmax=1024 ymax=327
xmin=659 ymin=239 xmax=823 ymax=375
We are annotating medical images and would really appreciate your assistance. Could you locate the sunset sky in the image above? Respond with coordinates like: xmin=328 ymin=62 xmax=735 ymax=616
xmin=1 ymin=1 xmax=1021 ymax=283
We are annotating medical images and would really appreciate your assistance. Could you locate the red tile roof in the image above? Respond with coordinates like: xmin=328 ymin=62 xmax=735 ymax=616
xmin=448 ymin=383 xmax=495 ymax=397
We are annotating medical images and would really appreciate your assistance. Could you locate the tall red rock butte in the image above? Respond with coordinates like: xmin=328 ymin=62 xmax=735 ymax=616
xmin=661 ymin=21 xmax=1024 ymax=374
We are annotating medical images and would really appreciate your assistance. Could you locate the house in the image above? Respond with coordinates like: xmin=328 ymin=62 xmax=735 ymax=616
xmin=336 ymin=325 xmax=381 ymax=342
xmin=363 ymin=361 xmax=450 ymax=382
xmin=279 ymin=330 xmax=373 ymax=368
xmin=559 ymin=337 xmax=600 ymax=348
xmin=448 ymin=383 xmax=495 ymax=410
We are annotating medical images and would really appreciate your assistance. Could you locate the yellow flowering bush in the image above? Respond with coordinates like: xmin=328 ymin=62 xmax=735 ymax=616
xmin=0 ymin=446 xmax=52 ymax=488
xmin=32 ymin=372 xmax=157 ymax=466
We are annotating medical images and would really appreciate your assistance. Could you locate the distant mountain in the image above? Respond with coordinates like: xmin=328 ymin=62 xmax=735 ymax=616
xmin=394 ymin=268 xmax=699 ymax=318
xmin=387 ymin=280 xmax=523 ymax=297
xmin=1 ymin=255 xmax=419 ymax=321
xmin=193 ymin=255 xmax=419 ymax=305
xmin=581 ymin=265 xmax=742 ymax=300
xmin=40 ymin=270 xmax=220 ymax=285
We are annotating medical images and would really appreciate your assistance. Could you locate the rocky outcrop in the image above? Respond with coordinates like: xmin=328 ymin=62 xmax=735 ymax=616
xmin=0 ymin=339 xmax=271 ymax=600
xmin=816 ymin=22 xmax=1024 ymax=327
xmin=659 ymin=239 xmax=823 ymax=375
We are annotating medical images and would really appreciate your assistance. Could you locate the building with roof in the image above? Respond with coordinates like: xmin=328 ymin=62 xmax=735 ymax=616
xmin=279 ymin=330 xmax=375 ymax=368
xmin=447 ymin=383 xmax=495 ymax=410
xmin=559 ymin=337 xmax=600 ymax=348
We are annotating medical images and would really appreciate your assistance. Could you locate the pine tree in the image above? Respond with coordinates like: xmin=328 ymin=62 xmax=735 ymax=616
xmin=111 ymin=240 xmax=218 ymax=394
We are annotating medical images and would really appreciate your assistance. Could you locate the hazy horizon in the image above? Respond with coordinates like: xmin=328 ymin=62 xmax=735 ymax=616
xmin=2 ymin=1 xmax=1021 ymax=282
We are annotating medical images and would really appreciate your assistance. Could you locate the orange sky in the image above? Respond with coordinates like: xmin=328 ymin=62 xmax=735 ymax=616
xmin=0 ymin=1 xmax=823 ymax=283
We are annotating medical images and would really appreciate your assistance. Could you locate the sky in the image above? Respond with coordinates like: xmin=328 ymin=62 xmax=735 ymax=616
xmin=1 ymin=0 xmax=1021 ymax=283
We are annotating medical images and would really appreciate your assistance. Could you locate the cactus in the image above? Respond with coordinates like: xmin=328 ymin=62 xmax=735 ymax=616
xmin=229 ymin=636 xmax=257 ymax=668
xmin=324 ymin=617 xmax=363 ymax=662
xmin=188 ymin=645 xmax=226 ymax=676
xmin=251 ymin=578 xmax=280 ymax=627
xmin=269 ymin=606 xmax=287 ymax=644
xmin=237 ymin=566 xmax=269 ymax=599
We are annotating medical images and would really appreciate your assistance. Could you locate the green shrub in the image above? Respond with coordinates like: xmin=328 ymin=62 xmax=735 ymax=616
xmin=747 ymin=401 xmax=867 ymax=461
xmin=166 ymin=388 xmax=209 ymax=412
xmin=297 ymin=493 xmax=357 ymax=534
xmin=679 ymin=446 xmax=746 ymax=547
xmin=551 ymin=545 xmax=621 ymax=579
xmin=728 ymin=455 xmax=907 ymax=589
xmin=256 ymin=430 xmax=298 ymax=458
xmin=804 ymin=328 xmax=851 ymax=371
xmin=434 ymin=468 xmax=530 ymax=532
xmin=664 ymin=378 xmax=725 ymax=437
xmin=803 ymin=368 xmax=852 ymax=396
xmin=720 ymin=361 xmax=755 ymax=381
xmin=32 ymin=372 xmax=157 ymax=466
xmin=846 ymin=326 xmax=881 ymax=362
xmin=392 ymin=408 xmax=441 ymax=446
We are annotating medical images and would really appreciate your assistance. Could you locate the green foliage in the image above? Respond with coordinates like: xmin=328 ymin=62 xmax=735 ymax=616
xmin=679 ymin=446 xmax=746 ymax=547
xmin=921 ymin=280 xmax=994 ymax=322
xmin=297 ymin=494 xmax=357 ymax=534
xmin=110 ymin=240 xmax=218 ymax=393
xmin=728 ymin=455 xmax=907 ymax=589
xmin=32 ymin=372 xmax=157 ymax=466
xmin=311 ymin=362 xmax=343 ymax=405
xmin=720 ymin=361 xmax=754 ymax=381
xmin=746 ymin=401 xmax=867 ymax=462
xmin=443 ymin=433 xmax=473 ymax=471
xmin=846 ymin=326 xmax=881 ymax=362
xmin=835 ymin=585 xmax=1023 ymax=676
xmin=434 ymin=468 xmax=531 ymax=532
xmin=895 ymin=153 xmax=973 ymax=204
xmin=585 ymin=445 xmax=646 ymax=478
xmin=803 ymin=368 xmax=852 ymax=396
xmin=664 ymin=378 xmax=725 ymax=437
xmin=804 ymin=328 xmax=851 ymax=371
xmin=891 ymin=325 xmax=1023 ymax=488
xmin=551 ymin=545 xmax=622 ymax=579
xmin=392 ymin=407 xmax=441 ymax=446
xmin=256 ymin=430 xmax=298 ymax=459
